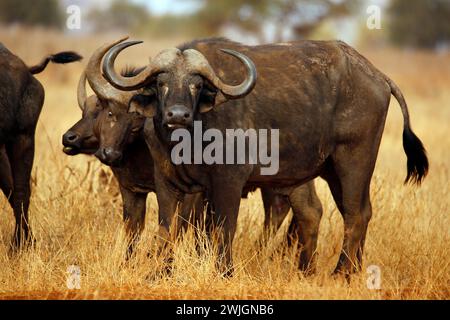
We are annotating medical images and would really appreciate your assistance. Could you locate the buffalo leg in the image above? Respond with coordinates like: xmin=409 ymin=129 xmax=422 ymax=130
xmin=6 ymin=134 xmax=35 ymax=250
xmin=322 ymin=147 xmax=375 ymax=275
xmin=209 ymin=175 xmax=244 ymax=277
xmin=261 ymin=187 xmax=291 ymax=232
xmin=179 ymin=193 xmax=207 ymax=257
xmin=178 ymin=192 xmax=205 ymax=233
xmin=191 ymin=193 xmax=206 ymax=229
xmin=152 ymin=173 xmax=184 ymax=275
xmin=119 ymin=185 xmax=147 ymax=258
xmin=154 ymin=172 xmax=179 ymax=248
xmin=0 ymin=146 xmax=13 ymax=199
xmin=287 ymin=182 xmax=323 ymax=274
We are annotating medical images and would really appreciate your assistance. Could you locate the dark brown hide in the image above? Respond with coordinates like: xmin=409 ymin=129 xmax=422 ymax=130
xmin=0 ymin=44 xmax=81 ymax=250
xmin=102 ymin=37 xmax=429 ymax=276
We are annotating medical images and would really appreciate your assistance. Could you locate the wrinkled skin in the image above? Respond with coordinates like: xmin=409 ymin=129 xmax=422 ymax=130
xmin=103 ymin=38 xmax=428 ymax=277
xmin=0 ymin=43 xmax=81 ymax=250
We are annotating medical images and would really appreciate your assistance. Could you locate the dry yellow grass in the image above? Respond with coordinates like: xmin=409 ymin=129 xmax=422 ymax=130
xmin=0 ymin=28 xmax=448 ymax=300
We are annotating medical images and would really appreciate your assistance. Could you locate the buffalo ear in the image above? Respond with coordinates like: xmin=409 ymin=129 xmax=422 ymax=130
xmin=198 ymin=87 xmax=228 ymax=113
xmin=213 ymin=92 xmax=228 ymax=106
xmin=129 ymin=94 xmax=157 ymax=118
xmin=198 ymin=103 xmax=213 ymax=113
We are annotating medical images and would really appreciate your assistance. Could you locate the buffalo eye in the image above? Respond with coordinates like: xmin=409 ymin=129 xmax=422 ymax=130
xmin=108 ymin=111 xmax=113 ymax=117
xmin=160 ymin=86 xmax=169 ymax=96
xmin=189 ymin=83 xmax=202 ymax=95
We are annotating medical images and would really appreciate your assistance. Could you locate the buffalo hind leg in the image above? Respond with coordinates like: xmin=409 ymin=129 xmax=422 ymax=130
xmin=287 ymin=182 xmax=323 ymax=274
xmin=261 ymin=188 xmax=291 ymax=232
xmin=6 ymin=134 xmax=35 ymax=250
xmin=0 ymin=146 xmax=13 ymax=200
xmin=322 ymin=151 xmax=375 ymax=276
xmin=120 ymin=185 xmax=147 ymax=259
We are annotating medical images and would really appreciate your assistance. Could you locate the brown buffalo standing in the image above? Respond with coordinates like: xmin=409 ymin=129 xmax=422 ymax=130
xmin=63 ymin=40 xmax=322 ymax=261
xmin=100 ymin=37 xmax=428 ymax=276
xmin=0 ymin=43 xmax=81 ymax=250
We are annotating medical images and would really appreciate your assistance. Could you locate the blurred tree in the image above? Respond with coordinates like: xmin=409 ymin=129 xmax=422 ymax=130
xmin=195 ymin=0 xmax=268 ymax=41
xmin=195 ymin=0 xmax=358 ymax=42
xmin=144 ymin=14 xmax=203 ymax=38
xmin=388 ymin=0 xmax=450 ymax=49
xmin=88 ymin=0 xmax=150 ymax=33
xmin=0 ymin=0 xmax=63 ymax=28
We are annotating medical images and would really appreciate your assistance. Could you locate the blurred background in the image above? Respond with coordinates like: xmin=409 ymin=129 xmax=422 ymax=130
xmin=1 ymin=0 xmax=450 ymax=48
xmin=0 ymin=0 xmax=448 ymax=194
xmin=0 ymin=0 xmax=448 ymax=96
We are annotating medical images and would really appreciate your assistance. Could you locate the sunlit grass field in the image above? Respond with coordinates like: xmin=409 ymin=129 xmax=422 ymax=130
xmin=0 ymin=28 xmax=448 ymax=299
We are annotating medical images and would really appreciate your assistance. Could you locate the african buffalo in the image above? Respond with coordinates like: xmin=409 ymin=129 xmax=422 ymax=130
xmin=92 ymin=79 xmax=322 ymax=264
xmin=0 ymin=43 xmax=81 ymax=249
xmin=101 ymin=37 xmax=429 ymax=276
xmin=63 ymin=40 xmax=322 ymax=261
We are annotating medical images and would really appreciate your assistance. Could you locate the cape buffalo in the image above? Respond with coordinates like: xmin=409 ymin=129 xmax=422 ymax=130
xmin=101 ymin=37 xmax=429 ymax=276
xmin=92 ymin=79 xmax=322 ymax=264
xmin=63 ymin=40 xmax=322 ymax=260
xmin=0 ymin=43 xmax=82 ymax=250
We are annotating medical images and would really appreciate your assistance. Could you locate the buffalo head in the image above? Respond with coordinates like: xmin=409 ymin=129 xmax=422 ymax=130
xmin=63 ymin=37 xmax=143 ymax=165
xmin=101 ymin=38 xmax=257 ymax=130
xmin=62 ymin=72 xmax=101 ymax=155
xmin=93 ymin=101 xmax=145 ymax=167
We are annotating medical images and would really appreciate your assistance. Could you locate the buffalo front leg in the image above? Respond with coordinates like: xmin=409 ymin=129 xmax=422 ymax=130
xmin=154 ymin=171 xmax=180 ymax=252
xmin=152 ymin=172 xmax=184 ymax=276
xmin=6 ymin=134 xmax=35 ymax=250
xmin=209 ymin=175 xmax=244 ymax=277
xmin=119 ymin=185 xmax=147 ymax=259
xmin=178 ymin=192 xmax=205 ymax=233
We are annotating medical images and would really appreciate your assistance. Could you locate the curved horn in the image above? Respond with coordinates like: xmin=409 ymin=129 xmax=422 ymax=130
xmin=184 ymin=48 xmax=257 ymax=98
xmin=77 ymin=71 xmax=87 ymax=111
xmin=86 ymin=37 xmax=130 ymax=100
xmin=102 ymin=41 xmax=180 ymax=91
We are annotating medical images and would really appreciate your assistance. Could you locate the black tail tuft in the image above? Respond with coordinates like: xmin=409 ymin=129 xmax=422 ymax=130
xmin=50 ymin=51 xmax=83 ymax=64
xmin=29 ymin=51 xmax=82 ymax=74
xmin=403 ymin=127 xmax=429 ymax=185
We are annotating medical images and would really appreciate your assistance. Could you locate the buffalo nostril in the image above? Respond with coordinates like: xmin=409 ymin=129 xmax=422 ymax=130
xmin=167 ymin=111 xmax=173 ymax=117
xmin=184 ymin=113 xmax=190 ymax=119
xmin=64 ymin=132 xmax=79 ymax=142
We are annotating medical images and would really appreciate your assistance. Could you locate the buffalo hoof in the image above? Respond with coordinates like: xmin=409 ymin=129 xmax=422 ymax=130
xmin=331 ymin=268 xmax=353 ymax=284
xmin=9 ymin=233 xmax=36 ymax=254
